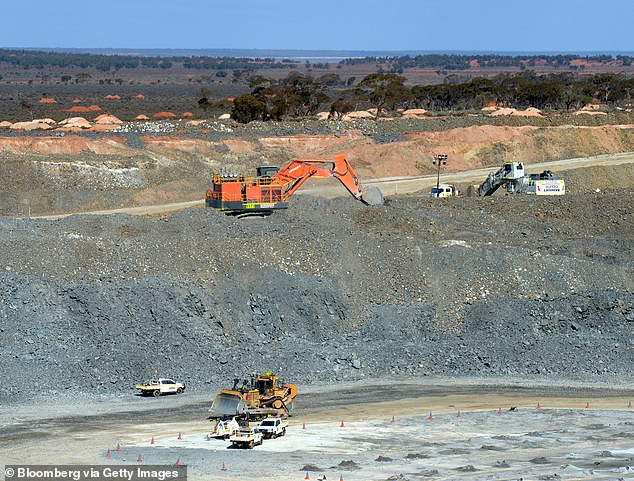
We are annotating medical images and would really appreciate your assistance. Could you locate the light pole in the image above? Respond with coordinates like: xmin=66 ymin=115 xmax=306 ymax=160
xmin=433 ymin=154 xmax=448 ymax=189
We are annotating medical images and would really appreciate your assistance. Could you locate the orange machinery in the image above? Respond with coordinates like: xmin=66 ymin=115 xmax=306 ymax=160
xmin=205 ymin=155 xmax=371 ymax=213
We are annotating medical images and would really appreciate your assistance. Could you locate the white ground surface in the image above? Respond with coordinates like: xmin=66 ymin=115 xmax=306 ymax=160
xmin=2 ymin=380 xmax=633 ymax=481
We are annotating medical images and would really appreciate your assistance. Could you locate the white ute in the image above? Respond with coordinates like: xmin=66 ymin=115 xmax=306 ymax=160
xmin=256 ymin=417 xmax=288 ymax=439
xmin=229 ymin=428 xmax=263 ymax=449
xmin=135 ymin=378 xmax=185 ymax=397
xmin=430 ymin=184 xmax=460 ymax=198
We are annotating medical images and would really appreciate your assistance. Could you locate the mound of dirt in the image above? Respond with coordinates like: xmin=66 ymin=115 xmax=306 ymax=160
xmin=64 ymin=106 xmax=92 ymax=113
xmin=39 ymin=98 xmax=57 ymax=104
xmin=153 ymin=111 xmax=176 ymax=119
xmin=517 ymin=107 xmax=543 ymax=117
xmin=489 ymin=107 xmax=543 ymax=117
xmin=402 ymin=109 xmax=428 ymax=118
xmin=10 ymin=120 xmax=54 ymax=131
xmin=58 ymin=117 xmax=92 ymax=129
xmin=344 ymin=111 xmax=374 ymax=120
xmin=94 ymin=114 xmax=123 ymax=125
xmin=490 ymin=108 xmax=517 ymax=116
xmin=573 ymin=110 xmax=607 ymax=116
xmin=0 ymin=191 xmax=632 ymax=402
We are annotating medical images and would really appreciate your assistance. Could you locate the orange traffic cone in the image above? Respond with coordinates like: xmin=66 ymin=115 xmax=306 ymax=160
xmin=106 ymin=449 xmax=111 ymax=458
xmin=305 ymin=472 xmax=310 ymax=480
xmin=340 ymin=420 xmax=345 ymax=428
xmin=457 ymin=411 xmax=461 ymax=418
xmin=116 ymin=443 xmax=121 ymax=452
xmin=177 ymin=433 xmax=182 ymax=440
xmin=390 ymin=415 xmax=395 ymax=423
xmin=428 ymin=412 xmax=433 ymax=421
xmin=137 ymin=453 xmax=143 ymax=463
xmin=302 ymin=423 xmax=306 ymax=430
xmin=150 ymin=436 xmax=155 ymax=445
xmin=220 ymin=462 xmax=227 ymax=472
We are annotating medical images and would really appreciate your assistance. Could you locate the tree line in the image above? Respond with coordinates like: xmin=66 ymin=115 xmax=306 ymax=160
xmin=340 ymin=53 xmax=634 ymax=71
xmin=3 ymin=49 xmax=632 ymax=74
xmin=226 ymin=71 xmax=634 ymax=122
xmin=0 ymin=49 xmax=290 ymax=72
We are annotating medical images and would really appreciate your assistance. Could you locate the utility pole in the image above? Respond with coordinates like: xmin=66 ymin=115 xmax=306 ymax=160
xmin=433 ymin=154 xmax=448 ymax=189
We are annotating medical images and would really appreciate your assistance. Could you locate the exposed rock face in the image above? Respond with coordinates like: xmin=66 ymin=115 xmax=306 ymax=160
xmin=0 ymin=192 xmax=632 ymax=402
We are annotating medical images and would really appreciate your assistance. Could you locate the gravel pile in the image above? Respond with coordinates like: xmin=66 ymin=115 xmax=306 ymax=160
xmin=0 ymin=192 xmax=632 ymax=402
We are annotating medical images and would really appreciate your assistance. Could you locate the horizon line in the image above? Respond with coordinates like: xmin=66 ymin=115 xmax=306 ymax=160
xmin=2 ymin=47 xmax=634 ymax=57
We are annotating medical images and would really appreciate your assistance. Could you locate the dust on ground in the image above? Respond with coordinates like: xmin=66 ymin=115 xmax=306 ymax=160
xmin=1 ymin=379 xmax=632 ymax=481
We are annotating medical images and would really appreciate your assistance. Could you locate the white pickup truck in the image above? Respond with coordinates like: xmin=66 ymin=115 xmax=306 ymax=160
xmin=229 ymin=428 xmax=263 ymax=449
xmin=135 ymin=378 xmax=185 ymax=397
xmin=256 ymin=417 xmax=288 ymax=439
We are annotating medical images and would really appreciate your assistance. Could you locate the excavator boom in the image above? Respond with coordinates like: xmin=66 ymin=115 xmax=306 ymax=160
xmin=274 ymin=156 xmax=364 ymax=201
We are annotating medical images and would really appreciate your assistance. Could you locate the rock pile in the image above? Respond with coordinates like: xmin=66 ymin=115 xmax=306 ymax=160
xmin=0 ymin=192 xmax=632 ymax=402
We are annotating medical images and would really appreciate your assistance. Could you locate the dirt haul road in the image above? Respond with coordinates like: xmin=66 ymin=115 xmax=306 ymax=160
xmin=1 ymin=379 xmax=632 ymax=481
xmin=16 ymin=151 xmax=634 ymax=220
xmin=306 ymin=150 xmax=634 ymax=198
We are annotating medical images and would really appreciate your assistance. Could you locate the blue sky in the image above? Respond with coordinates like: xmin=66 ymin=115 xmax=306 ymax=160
xmin=1 ymin=0 xmax=632 ymax=52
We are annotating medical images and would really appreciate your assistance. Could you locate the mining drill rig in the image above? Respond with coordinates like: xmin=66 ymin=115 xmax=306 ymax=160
xmin=205 ymin=155 xmax=383 ymax=215
xmin=478 ymin=161 xmax=565 ymax=196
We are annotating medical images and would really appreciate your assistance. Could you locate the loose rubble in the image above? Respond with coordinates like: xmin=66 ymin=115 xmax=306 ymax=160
xmin=0 ymin=192 xmax=632 ymax=402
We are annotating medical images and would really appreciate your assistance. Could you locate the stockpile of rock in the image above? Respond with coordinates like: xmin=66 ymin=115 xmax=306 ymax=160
xmin=0 ymin=192 xmax=632 ymax=402
xmin=1 ymin=115 xmax=125 ymax=132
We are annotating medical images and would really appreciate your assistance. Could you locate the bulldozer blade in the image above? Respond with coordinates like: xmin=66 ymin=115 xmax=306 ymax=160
xmin=209 ymin=392 xmax=246 ymax=416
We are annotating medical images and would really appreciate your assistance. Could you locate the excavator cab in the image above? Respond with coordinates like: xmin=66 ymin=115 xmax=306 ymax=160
xmin=256 ymin=166 xmax=280 ymax=177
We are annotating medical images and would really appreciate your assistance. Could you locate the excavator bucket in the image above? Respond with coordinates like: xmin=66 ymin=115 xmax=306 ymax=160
xmin=209 ymin=392 xmax=247 ymax=417
xmin=361 ymin=185 xmax=384 ymax=206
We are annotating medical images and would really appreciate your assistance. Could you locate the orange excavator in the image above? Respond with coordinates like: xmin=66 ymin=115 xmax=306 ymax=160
xmin=205 ymin=155 xmax=383 ymax=214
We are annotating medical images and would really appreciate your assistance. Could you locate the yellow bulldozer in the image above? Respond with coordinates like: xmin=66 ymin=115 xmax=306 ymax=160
xmin=209 ymin=372 xmax=298 ymax=420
